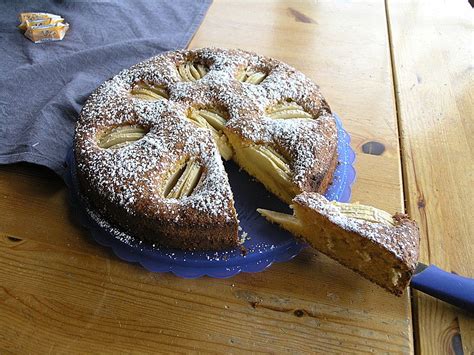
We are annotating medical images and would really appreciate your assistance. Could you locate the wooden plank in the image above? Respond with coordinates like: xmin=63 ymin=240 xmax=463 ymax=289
xmin=386 ymin=0 xmax=474 ymax=353
xmin=0 ymin=1 xmax=412 ymax=352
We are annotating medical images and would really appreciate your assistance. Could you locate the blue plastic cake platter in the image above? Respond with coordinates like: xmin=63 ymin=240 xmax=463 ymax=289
xmin=66 ymin=114 xmax=356 ymax=278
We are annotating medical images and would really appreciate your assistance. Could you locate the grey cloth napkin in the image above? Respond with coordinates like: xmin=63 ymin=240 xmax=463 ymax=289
xmin=0 ymin=0 xmax=211 ymax=178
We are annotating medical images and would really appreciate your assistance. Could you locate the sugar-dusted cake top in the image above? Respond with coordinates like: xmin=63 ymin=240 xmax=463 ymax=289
xmin=75 ymin=48 xmax=338 ymax=250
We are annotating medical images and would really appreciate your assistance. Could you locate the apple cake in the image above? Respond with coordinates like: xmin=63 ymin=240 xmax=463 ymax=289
xmin=75 ymin=48 xmax=338 ymax=250
xmin=258 ymin=193 xmax=420 ymax=295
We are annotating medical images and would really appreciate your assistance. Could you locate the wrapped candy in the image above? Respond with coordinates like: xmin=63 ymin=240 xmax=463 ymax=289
xmin=24 ymin=22 xmax=69 ymax=43
xmin=18 ymin=12 xmax=69 ymax=43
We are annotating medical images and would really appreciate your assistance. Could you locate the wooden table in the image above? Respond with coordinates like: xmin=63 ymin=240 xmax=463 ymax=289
xmin=1 ymin=0 xmax=472 ymax=353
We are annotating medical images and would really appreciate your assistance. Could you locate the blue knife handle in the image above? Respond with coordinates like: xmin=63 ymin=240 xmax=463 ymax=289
xmin=411 ymin=265 xmax=474 ymax=313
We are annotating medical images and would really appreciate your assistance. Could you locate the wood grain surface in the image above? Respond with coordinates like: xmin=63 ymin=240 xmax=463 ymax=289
xmin=386 ymin=0 xmax=474 ymax=353
xmin=1 ymin=0 xmax=471 ymax=353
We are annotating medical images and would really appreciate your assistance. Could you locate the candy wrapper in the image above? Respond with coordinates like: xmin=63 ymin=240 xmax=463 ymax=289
xmin=18 ymin=12 xmax=69 ymax=43
xmin=18 ymin=12 xmax=63 ymax=29
xmin=24 ymin=22 xmax=69 ymax=43
xmin=19 ymin=17 xmax=64 ymax=30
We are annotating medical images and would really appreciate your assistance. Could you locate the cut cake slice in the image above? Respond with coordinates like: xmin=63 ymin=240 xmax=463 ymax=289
xmin=258 ymin=192 xmax=420 ymax=295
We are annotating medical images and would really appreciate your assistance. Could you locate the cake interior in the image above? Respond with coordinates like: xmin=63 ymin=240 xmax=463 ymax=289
xmin=258 ymin=201 xmax=412 ymax=295
xmin=225 ymin=132 xmax=301 ymax=204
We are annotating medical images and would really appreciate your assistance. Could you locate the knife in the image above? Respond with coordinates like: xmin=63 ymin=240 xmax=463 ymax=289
xmin=410 ymin=263 xmax=474 ymax=313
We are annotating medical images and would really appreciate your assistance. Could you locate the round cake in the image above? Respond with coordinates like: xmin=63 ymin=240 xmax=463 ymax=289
xmin=75 ymin=47 xmax=338 ymax=250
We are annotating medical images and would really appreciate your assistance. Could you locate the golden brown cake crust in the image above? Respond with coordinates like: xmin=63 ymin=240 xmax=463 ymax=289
xmin=75 ymin=48 xmax=338 ymax=250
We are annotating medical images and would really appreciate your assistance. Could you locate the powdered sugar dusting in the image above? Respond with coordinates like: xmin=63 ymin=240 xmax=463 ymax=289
xmin=75 ymin=48 xmax=337 ymax=249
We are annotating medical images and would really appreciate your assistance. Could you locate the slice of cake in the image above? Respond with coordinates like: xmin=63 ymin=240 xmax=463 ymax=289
xmin=257 ymin=192 xmax=420 ymax=295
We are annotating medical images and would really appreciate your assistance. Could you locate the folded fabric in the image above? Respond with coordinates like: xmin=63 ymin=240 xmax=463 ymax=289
xmin=0 ymin=0 xmax=211 ymax=178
